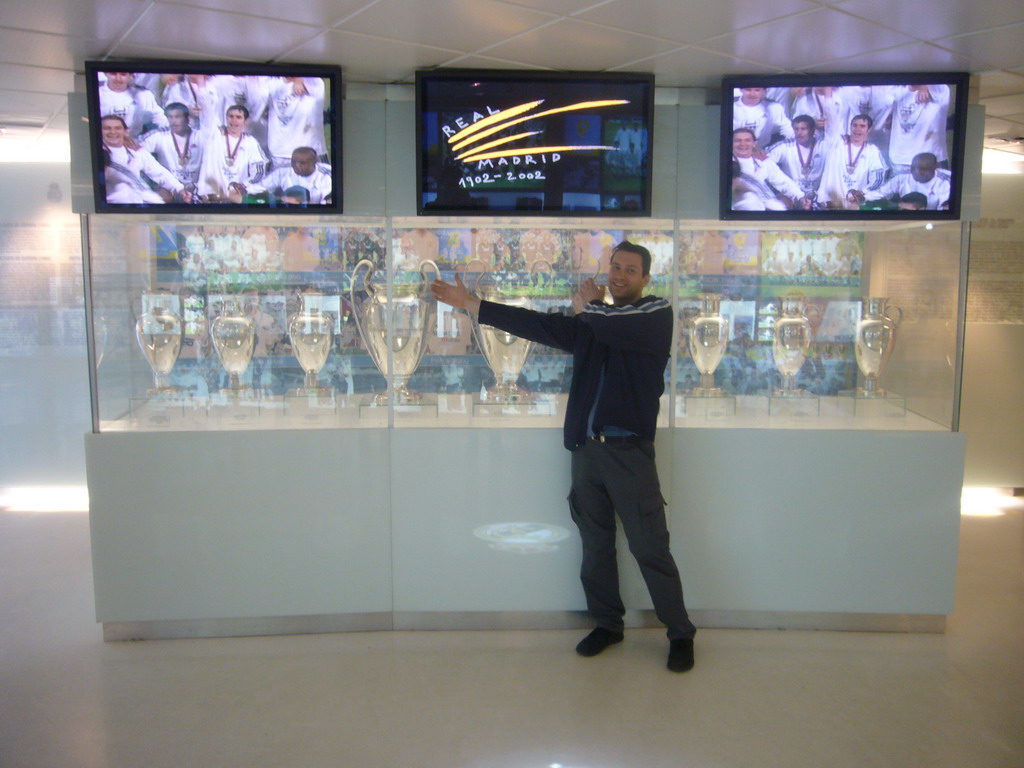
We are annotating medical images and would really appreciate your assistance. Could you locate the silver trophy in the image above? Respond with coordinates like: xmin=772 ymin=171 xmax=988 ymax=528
xmin=855 ymin=297 xmax=902 ymax=396
xmin=135 ymin=291 xmax=182 ymax=393
xmin=472 ymin=275 xmax=534 ymax=403
xmin=211 ymin=309 xmax=256 ymax=391
xmin=351 ymin=258 xmax=440 ymax=405
xmin=688 ymin=293 xmax=729 ymax=396
xmin=772 ymin=295 xmax=812 ymax=395
xmin=288 ymin=294 xmax=335 ymax=394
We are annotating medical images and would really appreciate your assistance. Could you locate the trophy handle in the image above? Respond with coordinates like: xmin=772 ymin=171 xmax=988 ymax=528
xmin=889 ymin=306 xmax=903 ymax=327
xmin=350 ymin=258 xmax=376 ymax=352
xmin=419 ymin=259 xmax=441 ymax=295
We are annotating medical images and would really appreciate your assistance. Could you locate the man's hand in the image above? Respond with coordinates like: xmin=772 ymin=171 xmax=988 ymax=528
xmin=577 ymin=277 xmax=605 ymax=305
xmin=431 ymin=273 xmax=481 ymax=315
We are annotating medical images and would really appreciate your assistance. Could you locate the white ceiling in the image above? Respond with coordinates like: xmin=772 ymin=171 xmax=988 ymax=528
xmin=1 ymin=0 xmax=1023 ymax=159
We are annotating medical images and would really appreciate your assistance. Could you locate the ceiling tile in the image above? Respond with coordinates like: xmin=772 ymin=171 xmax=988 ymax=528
xmin=0 ymin=64 xmax=76 ymax=95
xmin=983 ymin=115 xmax=1024 ymax=139
xmin=0 ymin=89 xmax=68 ymax=126
xmin=0 ymin=29 xmax=106 ymax=70
xmin=976 ymin=70 xmax=1024 ymax=99
xmin=833 ymin=0 xmax=1024 ymax=42
xmin=802 ymin=42 xmax=974 ymax=74
xmin=285 ymin=30 xmax=463 ymax=82
xmin=338 ymin=0 xmax=557 ymax=52
xmin=575 ymin=0 xmax=817 ymax=45
xmin=0 ymin=0 xmax=148 ymax=39
xmin=699 ymin=7 xmax=917 ymax=71
xmin=480 ymin=18 xmax=682 ymax=71
xmin=613 ymin=45 xmax=784 ymax=88
xmin=166 ymin=0 xmax=371 ymax=28
xmin=935 ymin=24 xmax=1024 ymax=71
xmin=498 ymin=0 xmax=604 ymax=14
xmin=980 ymin=93 xmax=1024 ymax=117
xmin=434 ymin=55 xmax=552 ymax=73
xmin=113 ymin=4 xmax=321 ymax=62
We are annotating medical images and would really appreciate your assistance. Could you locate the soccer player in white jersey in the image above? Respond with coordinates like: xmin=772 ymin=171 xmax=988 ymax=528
xmin=888 ymin=84 xmax=951 ymax=171
xmin=732 ymin=87 xmax=793 ymax=152
xmin=820 ymin=114 xmax=889 ymax=209
xmin=161 ymin=74 xmax=236 ymax=139
xmin=768 ymin=115 xmax=827 ymax=204
xmin=864 ymin=152 xmax=952 ymax=210
xmin=266 ymin=77 xmax=327 ymax=170
xmin=197 ymin=105 xmax=268 ymax=202
xmin=243 ymin=146 xmax=333 ymax=206
xmin=790 ymin=86 xmax=850 ymax=142
xmin=142 ymin=103 xmax=203 ymax=194
xmin=100 ymin=115 xmax=191 ymax=205
xmin=730 ymin=128 xmax=810 ymax=211
xmin=99 ymin=72 xmax=168 ymax=139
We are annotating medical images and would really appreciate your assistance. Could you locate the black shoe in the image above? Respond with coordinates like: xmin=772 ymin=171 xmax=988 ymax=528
xmin=667 ymin=638 xmax=694 ymax=672
xmin=575 ymin=627 xmax=624 ymax=657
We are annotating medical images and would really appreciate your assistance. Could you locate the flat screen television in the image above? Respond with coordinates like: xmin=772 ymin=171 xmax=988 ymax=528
xmin=720 ymin=72 xmax=970 ymax=221
xmin=416 ymin=69 xmax=655 ymax=216
xmin=84 ymin=59 xmax=342 ymax=214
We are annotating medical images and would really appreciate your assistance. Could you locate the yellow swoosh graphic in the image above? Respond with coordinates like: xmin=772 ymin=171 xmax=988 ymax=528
xmin=450 ymin=99 xmax=630 ymax=154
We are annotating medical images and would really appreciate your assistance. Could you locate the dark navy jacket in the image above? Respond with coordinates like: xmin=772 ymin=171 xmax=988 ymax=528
xmin=477 ymin=294 xmax=673 ymax=450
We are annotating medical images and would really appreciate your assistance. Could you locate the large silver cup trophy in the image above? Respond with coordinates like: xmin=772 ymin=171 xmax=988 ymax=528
xmin=211 ymin=307 xmax=256 ymax=391
xmin=135 ymin=291 xmax=182 ymax=393
xmin=688 ymin=293 xmax=729 ymax=396
xmin=288 ymin=293 xmax=335 ymax=394
xmin=855 ymin=297 xmax=902 ymax=396
xmin=471 ymin=269 xmax=541 ymax=403
xmin=351 ymin=258 xmax=440 ymax=405
xmin=772 ymin=295 xmax=812 ymax=395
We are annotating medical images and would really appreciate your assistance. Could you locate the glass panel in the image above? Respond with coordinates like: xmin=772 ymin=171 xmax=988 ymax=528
xmin=86 ymin=215 xmax=962 ymax=432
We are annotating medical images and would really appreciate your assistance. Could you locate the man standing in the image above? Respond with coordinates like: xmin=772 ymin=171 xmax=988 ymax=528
xmin=864 ymin=152 xmax=951 ymax=210
xmin=243 ymin=146 xmax=333 ymax=205
xmin=820 ymin=114 xmax=889 ymax=209
xmin=731 ymin=128 xmax=811 ymax=211
xmin=197 ymin=105 xmax=268 ymax=202
xmin=768 ymin=114 xmax=827 ymax=203
xmin=431 ymin=241 xmax=696 ymax=673
xmin=142 ymin=103 xmax=203 ymax=195
xmin=100 ymin=115 xmax=191 ymax=205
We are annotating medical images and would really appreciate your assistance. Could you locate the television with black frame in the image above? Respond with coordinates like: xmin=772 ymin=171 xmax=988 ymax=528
xmin=720 ymin=72 xmax=969 ymax=221
xmin=84 ymin=59 xmax=342 ymax=214
xmin=416 ymin=69 xmax=655 ymax=216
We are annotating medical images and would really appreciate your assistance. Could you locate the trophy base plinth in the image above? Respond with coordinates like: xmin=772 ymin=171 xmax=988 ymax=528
xmin=285 ymin=390 xmax=337 ymax=424
xmin=145 ymin=385 xmax=180 ymax=397
xmin=473 ymin=397 xmax=556 ymax=418
xmin=839 ymin=389 xmax=906 ymax=418
xmin=477 ymin=385 xmax=533 ymax=405
xmin=689 ymin=386 xmax=727 ymax=397
xmin=763 ymin=390 xmax=820 ymax=419
xmin=207 ymin=390 xmax=262 ymax=427
xmin=129 ymin=396 xmax=188 ymax=429
xmin=678 ymin=393 xmax=736 ymax=420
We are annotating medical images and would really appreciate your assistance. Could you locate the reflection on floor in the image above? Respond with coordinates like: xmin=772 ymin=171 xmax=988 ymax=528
xmin=1 ymin=489 xmax=1021 ymax=768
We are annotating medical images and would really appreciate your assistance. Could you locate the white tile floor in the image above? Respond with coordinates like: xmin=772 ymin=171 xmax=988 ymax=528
xmin=1 ymin=493 xmax=1022 ymax=768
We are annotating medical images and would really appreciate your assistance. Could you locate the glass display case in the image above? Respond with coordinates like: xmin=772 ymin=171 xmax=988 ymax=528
xmin=84 ymin=215 xmax=965 ymax=432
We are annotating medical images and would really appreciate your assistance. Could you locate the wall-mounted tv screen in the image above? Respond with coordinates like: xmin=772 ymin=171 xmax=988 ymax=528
xmin=720 ymin=72 xmax=969 ymax=221
xmin=84 ymin=59 xmax=342 ymax=214
xmin=416 ymin=69 xmax=655 ymax=216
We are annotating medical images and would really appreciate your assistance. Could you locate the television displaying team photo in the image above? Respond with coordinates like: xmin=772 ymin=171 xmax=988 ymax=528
xmin=720 ymin=72 xmax=969 ymax=221
xmin=84 ymin=60 xmax=342 ymax=214
xmin=416 ymin=69 xmax=655 ymax=216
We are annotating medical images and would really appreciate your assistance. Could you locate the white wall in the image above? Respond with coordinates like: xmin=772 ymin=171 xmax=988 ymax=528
xmin=0 ymin=163 xmax=91 ymax=486
xmin=960 ymin=173 xmax=1024 ymax=486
